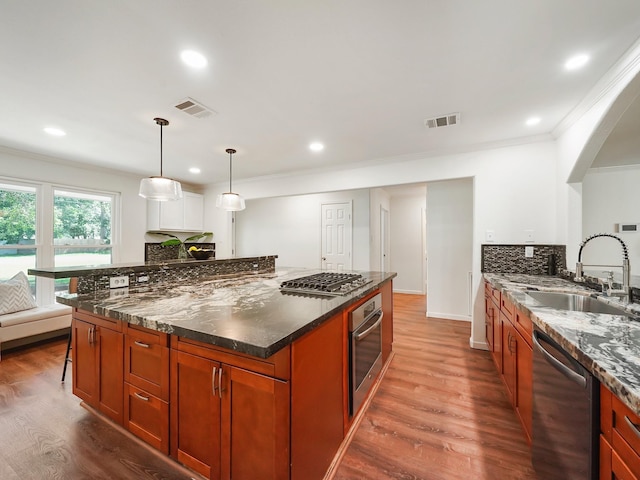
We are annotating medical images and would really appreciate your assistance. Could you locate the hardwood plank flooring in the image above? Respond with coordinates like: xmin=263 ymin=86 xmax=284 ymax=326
xmin=0 ymin=294 xmax=536 ymax=479
xmin=0 ymin=339 xmax=196 ymax=480
xmin=332 ymin=293 xmax=537 ymax=480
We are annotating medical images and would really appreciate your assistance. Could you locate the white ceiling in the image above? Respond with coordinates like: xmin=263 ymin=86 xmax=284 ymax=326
xmin=2 ymin=1 xmax=640 ymax=186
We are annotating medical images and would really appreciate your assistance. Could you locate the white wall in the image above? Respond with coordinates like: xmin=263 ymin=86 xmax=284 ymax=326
xmin=426 ymin=178 xmax=473 ymax=322
xmin=0 ymin=147 xmax=147 ymax=264
xmin=234 ymin=189 xmax=370 ymax=270
xmin=389 ymin=190 xmax=426 ymax=294
xmin=368 ymin=188 xmax=390 ymax=271
xmin=206 ymin=140 xmax=559 ymax=348
xmin=582 ymin=165 xmax=640 ymax=276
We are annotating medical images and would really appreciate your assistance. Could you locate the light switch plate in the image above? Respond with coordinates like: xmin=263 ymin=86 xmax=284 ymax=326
xmin=525 ymin=246 xmax=534 ymax=258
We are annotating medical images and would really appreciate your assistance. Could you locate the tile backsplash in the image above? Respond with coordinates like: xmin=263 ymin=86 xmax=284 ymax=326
xmin=481 ymin=244 xmax=566 ymax=275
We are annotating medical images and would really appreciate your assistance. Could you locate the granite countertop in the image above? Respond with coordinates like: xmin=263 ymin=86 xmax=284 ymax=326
xmin=484 ymin=273 xmax=640 ymax=415
xmin=57 ymin=267 xmax=396 ymax=359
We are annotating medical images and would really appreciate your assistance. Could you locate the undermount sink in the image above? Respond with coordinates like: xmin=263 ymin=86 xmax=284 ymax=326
xmin=525 ymin=290 xmax=630 ymax=316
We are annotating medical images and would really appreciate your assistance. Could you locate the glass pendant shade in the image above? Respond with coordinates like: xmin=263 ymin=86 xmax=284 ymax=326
xmin=139 ymin=117 xmax=183 ymax=201
xmin=216 ymin=192 xmax=245 ymax=211
xmin=217 ymin=148 xmax=245 ymax=211
xmin=139 ymin=176 xmax=183 ymax=201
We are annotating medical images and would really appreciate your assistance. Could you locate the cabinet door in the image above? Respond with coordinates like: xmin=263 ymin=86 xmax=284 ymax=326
xmin=171 ymin=350 xmax=222 ymax=480
xmin=381 ymin=281 xmax=393 ymax=363
xmin=72 ymin=319 xmax=98 ymax=405
xmin=484 ymin=294 xmax=494 ymax=351
xmin=501 ymin=315 xmax=516 ymax=405
xmin=97 ymin=326 xmax=124 ymax=424
xmin=221 ymin=366 xmax=290 ymax=480
xmin=515 ymin=329 xmax=533 ymax=444
xmin=183 ymin=192 xmax=204 ymax=231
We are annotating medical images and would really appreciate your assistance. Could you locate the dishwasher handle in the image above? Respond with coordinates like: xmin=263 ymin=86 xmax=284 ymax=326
xmin=533 ymin=329 xmax=587 ymax=389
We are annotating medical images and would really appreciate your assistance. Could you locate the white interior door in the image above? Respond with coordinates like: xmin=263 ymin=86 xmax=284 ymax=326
xmin=380 ymin=206 xmax=390 ymax=272
xmin=321 ymin=202 xmax=352 ymax=271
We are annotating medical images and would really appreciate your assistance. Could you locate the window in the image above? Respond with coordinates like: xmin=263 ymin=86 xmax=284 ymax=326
xmin=0 ymin=182 xmax=38 ymax=294
xmin=0 ymin=178 xmax=119 ymax=303
xmin=53 ymin=189 xmax=113 ymax=269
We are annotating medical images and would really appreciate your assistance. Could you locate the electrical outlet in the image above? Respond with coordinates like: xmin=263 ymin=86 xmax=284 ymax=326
xmin=525 ymin=246 xmax=534 ymax=258
xmin=109 ymin=276 xmax=129 ymax=289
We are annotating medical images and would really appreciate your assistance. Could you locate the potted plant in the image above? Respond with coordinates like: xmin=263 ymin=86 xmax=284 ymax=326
xmin=154 ymin=232 xmax=213 ymax=259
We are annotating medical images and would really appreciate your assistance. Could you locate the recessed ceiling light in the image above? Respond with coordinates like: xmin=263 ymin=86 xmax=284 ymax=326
xmin=525 ymin=117 xmax=541 ymax=126
xmin=309 ymin=142 xmax=324 ymax=152
xmin=44 ymin=127 xmax=66 ymax=137
xmin=189 ymin=167 xmax=201 ymax=174
xmin=565 ymin=54 xmax=589 ymax=71
xmin=180 ymin=50 xmax=207 ymax=69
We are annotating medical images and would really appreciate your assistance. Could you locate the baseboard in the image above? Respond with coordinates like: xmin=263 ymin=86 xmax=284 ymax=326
xmin=425 ymin=311 xmax=471 ymax=322
xmin=470 ymin=338 xmax=489 ymax=350
xmin=392 ymin=289 xmax=424 ymax=295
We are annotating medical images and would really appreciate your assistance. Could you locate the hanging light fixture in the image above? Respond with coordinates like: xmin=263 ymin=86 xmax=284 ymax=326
xmin=139 ymin=117 xmax=183 ymax=201
xmin=216 ymin=148 xmax=245 ymax=211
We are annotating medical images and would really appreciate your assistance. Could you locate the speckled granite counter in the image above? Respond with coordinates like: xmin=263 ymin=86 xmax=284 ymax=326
xmin=484 ymin=273 xmax=640 ymax=415
xmin=57 ymin=267 xmax=396 ymax=359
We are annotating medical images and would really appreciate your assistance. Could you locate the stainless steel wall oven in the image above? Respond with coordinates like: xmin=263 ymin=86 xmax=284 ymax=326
xmin=349 ymin=293 xmax=383 ymax=416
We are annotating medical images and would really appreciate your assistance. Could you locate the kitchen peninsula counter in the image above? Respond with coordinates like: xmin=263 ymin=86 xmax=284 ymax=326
xmin=56 ymin=267 xmax=396 ymax=359
xmin=484 ymin=273 xmax=640 ymax=415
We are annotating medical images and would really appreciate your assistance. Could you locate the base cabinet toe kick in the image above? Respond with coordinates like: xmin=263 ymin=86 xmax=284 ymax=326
xmin=70 ymin=281 xmax=394 ymax=480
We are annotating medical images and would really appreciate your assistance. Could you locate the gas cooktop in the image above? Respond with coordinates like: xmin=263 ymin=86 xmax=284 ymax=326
xmin=280 ymin=272 xmax=372 ymax=296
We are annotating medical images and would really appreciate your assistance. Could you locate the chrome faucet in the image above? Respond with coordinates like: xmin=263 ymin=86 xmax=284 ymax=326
xmin=574 ymin=233 xmax=630 ymax=302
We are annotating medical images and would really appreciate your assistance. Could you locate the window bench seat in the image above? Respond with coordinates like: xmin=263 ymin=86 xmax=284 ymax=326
xmin=0 ymin=304 xmax=72 ymax=353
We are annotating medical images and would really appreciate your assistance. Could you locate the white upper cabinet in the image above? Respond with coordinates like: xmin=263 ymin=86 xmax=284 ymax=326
xmin=147 ymin=192 xmax=204 ymax=232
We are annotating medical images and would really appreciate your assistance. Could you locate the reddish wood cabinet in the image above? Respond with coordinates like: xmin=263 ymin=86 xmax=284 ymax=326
xmin=601 ymin=384 xmax=640 ymax=479
xmin=484 ymin=281 xmax=533 ymax=445
xmin=71 ymin=281 xmax=394 ymax=480
xmin=170 ymin=337 xmax=291 ymax=480
xmin=72 ymin=309 xmax=124 ymax=425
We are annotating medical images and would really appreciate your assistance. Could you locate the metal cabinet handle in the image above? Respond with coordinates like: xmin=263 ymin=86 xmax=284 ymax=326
xmin=134 ymin=392 xmax=150 ymax=402
xmin=624 ymin=415 xmax=640 ymax=440
xmin=354 ymin=311 xmax=384 ymax=341
xmin=88 ymin=327 xmax=92 ymax=345
xmin=212 ymin=366 xmax=218 ymax=395
xmin=218 ymin=367 xmax=224 ymax=398
xmin=134 ymin=340 xmax=150 ymax=348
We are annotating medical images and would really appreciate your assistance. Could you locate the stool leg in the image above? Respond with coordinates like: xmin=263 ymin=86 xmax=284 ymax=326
xmin=61 ymin=331 xmax=72 ymax=382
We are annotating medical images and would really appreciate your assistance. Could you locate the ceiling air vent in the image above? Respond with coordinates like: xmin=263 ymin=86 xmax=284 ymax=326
xmin=424 ymin=112 xmax=460 ymax=129
xmin=174 ymin=97 xmax=217 ymax=119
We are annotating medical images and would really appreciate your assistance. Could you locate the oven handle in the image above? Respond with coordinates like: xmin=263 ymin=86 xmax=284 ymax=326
xmin=354 ymin=310 xmax=383 ymax=341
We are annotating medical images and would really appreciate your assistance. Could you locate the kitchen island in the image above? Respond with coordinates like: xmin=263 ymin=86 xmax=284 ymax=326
xmin=43 ymin=262 xmax=395 ymax=480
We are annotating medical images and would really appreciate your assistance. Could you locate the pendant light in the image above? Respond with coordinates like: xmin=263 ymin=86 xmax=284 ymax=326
xmin=216 ymin=148 xmax=245 ymax=211
xmin=139 ymin=117 xmax=183 ymax=201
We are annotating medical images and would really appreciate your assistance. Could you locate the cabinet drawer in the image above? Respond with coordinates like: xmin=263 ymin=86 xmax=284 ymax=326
xmin=74 ymin=308 xmax=122 ymax=332
xmin=513 ymin=307 xmax=532 ymax=346
xmin=125 ymin=323 xmax=168 ymax=346
xmin=491 ymin=284 xmax=501 ymax=304
xmin=612 ymin=395 xmax=640 ymax=477
xmin=125 ymin=333 xmax=169 ymax=401
xmin=500 ymin=295 xmax=514 ymax=320
xmin=124 ymin=383 xmax=169 ymax=454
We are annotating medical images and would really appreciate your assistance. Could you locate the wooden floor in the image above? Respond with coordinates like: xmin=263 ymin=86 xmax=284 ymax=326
xmin=0 ymin=294 xmax=537 ymax=479
xmin=333 ymin=294 xmax=537 ymax=480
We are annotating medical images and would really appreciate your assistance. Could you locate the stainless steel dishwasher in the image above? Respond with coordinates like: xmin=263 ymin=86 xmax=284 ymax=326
xmin=532 ymin=326 xmax=599 ymax=480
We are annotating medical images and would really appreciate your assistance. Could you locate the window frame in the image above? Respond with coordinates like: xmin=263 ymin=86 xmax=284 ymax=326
xmin=0 ymin=176 xmax=120 ymax=305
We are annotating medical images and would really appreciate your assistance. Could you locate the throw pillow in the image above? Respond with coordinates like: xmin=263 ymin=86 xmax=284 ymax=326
xmin=0 ymin=271 xmax=37 ymax=315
